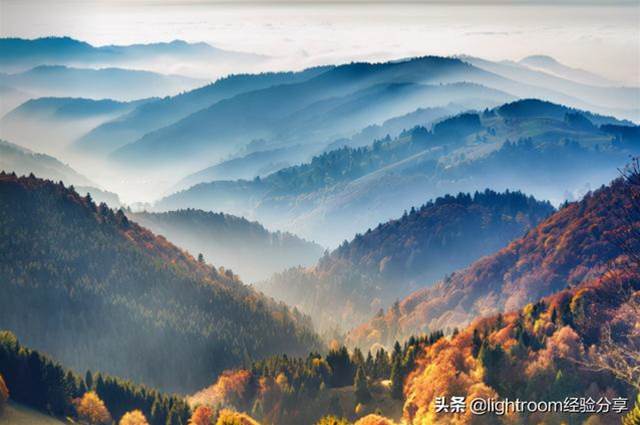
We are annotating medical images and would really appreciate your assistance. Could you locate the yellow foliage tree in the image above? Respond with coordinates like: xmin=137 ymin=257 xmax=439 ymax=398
xmin=189 ymin=405 xmax=215 ymax=425
xmin=353 ymin=414 xmax=397 ymax=425
xmin=119 ymin=410 xmax=149 ymax=425
xmin=0 ymin=373 xmax=9 ymax=411
xmin=216 ymin=408 xmax=260 ymax=425
xmin=77 ymin=391 xmax=112 ymax=425
xmin=316 ymin=416 xmax=351 ymax=425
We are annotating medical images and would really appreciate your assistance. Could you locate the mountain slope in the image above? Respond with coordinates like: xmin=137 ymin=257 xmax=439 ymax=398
xmin=73 ymin=67 xmax=332 ymax=156
xmin=0 ymin=173 xmax=320 ymax=392
xmin=519 ymin=54 xmax=618 ymax=87
xmin=0 ymin=140 xmax=121 ymax=207
xmin=156 ymin=99 xmax=637 ymax=246
xmin=461 ymin=55 xmax=640 ymax=121
xmin=260 ymin=190 xmax=553 ymax=333
xmin=1 ymin=97 xmax=155 ymax=154
xmin=347 ymin=174 xmax=639 ymax=348
xmin=0 ymin=65 xmax=203 ymax=101
xmin=128 ymin=209 xmax=324 ymax=283
xmin=109 ymin=57 xmax=515 ymax=170
xmin=0 ymin=139 xmax=92 ymax=186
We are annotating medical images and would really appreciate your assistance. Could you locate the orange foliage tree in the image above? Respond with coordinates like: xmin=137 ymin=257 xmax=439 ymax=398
xmin=77 ymin=391 xmax=112 ymax=425
xmin=189 ymin=370 xmax=252 ymax=409
xmin=189 ymin=405 xmax=216 ymax=425
xmin=119 ymin=409 xmax=149 ymax=425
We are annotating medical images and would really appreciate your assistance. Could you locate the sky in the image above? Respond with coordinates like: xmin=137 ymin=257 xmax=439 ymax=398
xmin=1 ymin=0 xmax=639 ymax=84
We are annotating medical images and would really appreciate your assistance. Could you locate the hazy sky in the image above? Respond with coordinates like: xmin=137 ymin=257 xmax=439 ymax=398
xmin=1 ymin=0 xmax=639 ymax=84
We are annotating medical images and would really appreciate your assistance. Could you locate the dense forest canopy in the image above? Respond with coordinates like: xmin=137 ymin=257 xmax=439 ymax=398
xmin=0 ymin=173 xmax=321 ymax=393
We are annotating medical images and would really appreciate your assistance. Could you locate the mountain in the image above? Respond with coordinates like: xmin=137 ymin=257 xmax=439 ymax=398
xmin=0 ymin=139 xmax=92 ymax=186
xmin=0 ymin=173 xmax=321 ymax=393
xmin=127 ymin=209 xmax=324 ymax=283
xmin=323 ymin=104 xmax=464 ymax=152
xmin=1 ymin=97 xmax=155 ymax=154
xmin=460 ymin=55 xmax=640 ymax=122
xmin=0 ymin=65 xmax=204 ymax=102
xmin=109 ymin=57 xmax=517 ymax=172
xmin=519 ymin=54 xmax=618 ymax=87
xmin=174 ymin=101 xmax=491 ymax=191
xmin=0 ymin=37 xmax=263 ymax=74
xmin=174 ymin=145 xmax=315 ymax=191
xmin=73 ymin=67 xmax=332 ymax=156
xmin=260 ymin=190 xmax=553 ymax=333
xmin=155 ymin=99 xmax=638 ymax=246
xmin=0 ymin=84 xmax=30 ymax=117
xmin=0 ymin=140 xmax=121 ymax=207
xmin=347 ymin=171 xmax=639 ymax=349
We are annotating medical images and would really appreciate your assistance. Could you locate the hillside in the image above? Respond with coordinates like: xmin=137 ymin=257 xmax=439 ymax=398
xmin=73 ymin=67 xmax=331 ymax=156
xmin=0 ymin=403 xmax=68 ymax=425
xmin=461 ymin=55 xmax=640 ymax=121
xmin=128 ymin=209 xmax=324 ymax=283
xmin=156 ymin=99 xmax=638 ymax=246
xmin=400 ymin=167 xmax=640 ymax=425
xmin=0 ymin=173 xmax=320 ymax=393
xmin=109 ymin=57 xmax=514 ymax=171
xmin=0 ymin=65 xmax=203 ymax=101
xmin=348 ymin=172 xmax=640 ymax=349
xmin=0 ymin=139 xmax=92 ymax=186
xmin=1 ymin=97 xmax=154 ymax=154
xmin=260 ymin=190 xmax=553 ymax=333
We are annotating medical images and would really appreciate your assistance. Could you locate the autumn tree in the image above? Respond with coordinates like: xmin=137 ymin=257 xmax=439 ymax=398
xmin=119 ymin=410 xmax=149 ymax=425
xmin=624 ymin=390 xmax=640 ymax=425
xmin=190 ymin=405 xmax=216 ymax=425
xmin=215 ymin=408 xmax=260 ymax=425
xmin=77 ymin=391 xmax=112 ymax=425
xmin=0 ymin=373 xmax=8 ymax=411
xmin=316 ymin=416 xmax=351 ymax=425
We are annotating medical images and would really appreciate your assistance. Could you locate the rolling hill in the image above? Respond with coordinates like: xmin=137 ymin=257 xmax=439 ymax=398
xmin=0 ymin=139 xmax=92 ymax=186
xmin=109 ymin=57 xmax=515 ymax=172
xmin=0 ymin=97 xmax=155 ymax=154
xmin=260 ymin=190 xmax=554 ymax=333
xmin=0 ymin=65 xmax=203 ymax=101
xmin=73 ymin=66 xmax=332 ymax=156
xmin=347 ymin=170 xmax=640 ymax=349
xmin=0 ymin=173 xmax=320 ymax=393
xmin=0 ymin=140 xmax=121 ymax=207
xmin=128 ymin=209 xmax=324 ymax=283
xmin=156 ymin=99 xmax=638 ymax=246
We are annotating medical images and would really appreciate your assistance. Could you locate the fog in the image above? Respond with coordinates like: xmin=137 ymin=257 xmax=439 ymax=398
xmin=2 ymin=1 xmax=639 ymax=85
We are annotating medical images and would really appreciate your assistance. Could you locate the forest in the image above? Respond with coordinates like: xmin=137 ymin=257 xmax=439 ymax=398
xmin=0 ymin=172 xmax=320 ymax=393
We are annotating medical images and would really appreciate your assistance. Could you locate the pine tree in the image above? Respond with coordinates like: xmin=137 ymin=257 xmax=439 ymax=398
xmin=354 ymin=366 xmax=371 ymax=404
xmin=390 ymin=356 xmax=403 ymax=400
